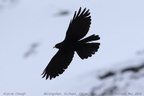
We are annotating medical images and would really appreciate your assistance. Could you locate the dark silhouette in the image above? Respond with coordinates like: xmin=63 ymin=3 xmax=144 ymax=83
xmin=42 ymin=7 xmax=100 ymax=80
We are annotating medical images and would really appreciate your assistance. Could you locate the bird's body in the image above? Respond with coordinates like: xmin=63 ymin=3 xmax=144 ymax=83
xmin=42 ymin=7 xmax=100 ymax=80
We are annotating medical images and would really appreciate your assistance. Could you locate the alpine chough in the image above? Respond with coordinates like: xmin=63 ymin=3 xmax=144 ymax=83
xmin=42 ymin=7 xmax=100 ymax=80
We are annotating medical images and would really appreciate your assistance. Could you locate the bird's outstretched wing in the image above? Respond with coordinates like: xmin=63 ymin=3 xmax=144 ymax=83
xmin=64 ymin=7 xmax=91 ymax=41
xmin=42 ymin=50 xmax=74 ymax=80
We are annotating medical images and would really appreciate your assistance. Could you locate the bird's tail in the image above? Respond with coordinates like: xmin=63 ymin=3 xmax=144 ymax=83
xmin=76 ymin=43 xmax=100 ymax=59
xmin=79 ymin=34 xmax=100 ymax=43
xmin=76 ymin=35 xmax=100 ymax=59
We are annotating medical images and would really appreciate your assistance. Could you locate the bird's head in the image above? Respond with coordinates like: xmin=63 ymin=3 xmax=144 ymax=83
xmin=53 ymin=42 xmax=63 ymax=49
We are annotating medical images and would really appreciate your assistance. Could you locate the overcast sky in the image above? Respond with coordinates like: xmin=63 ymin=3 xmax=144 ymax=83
xmin=0 ymin=0 xmax=144 ymax=95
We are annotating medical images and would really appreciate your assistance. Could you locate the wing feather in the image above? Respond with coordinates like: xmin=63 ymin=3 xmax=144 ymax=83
xmin=42 ymin=50 xmax=74 ymax=80
xmin=64 ymin=7 xmax=91 ymax=41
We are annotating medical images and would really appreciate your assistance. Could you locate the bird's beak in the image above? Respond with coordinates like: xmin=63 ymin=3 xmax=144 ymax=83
xmin=53 ymin=46 xmax=56 ymax=48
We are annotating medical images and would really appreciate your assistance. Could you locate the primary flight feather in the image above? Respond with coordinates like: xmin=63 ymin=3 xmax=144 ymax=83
xmin=42 ymin=7 xmax=100 ymax=80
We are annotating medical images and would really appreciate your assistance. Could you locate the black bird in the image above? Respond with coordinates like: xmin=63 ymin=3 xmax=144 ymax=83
xmin=42 ymin=7 xmax=100 ymax=80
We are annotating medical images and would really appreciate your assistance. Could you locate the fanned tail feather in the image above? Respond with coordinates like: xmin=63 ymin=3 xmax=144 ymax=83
xmin=76 ymin=43 xmax=100 ymax=59
xmin=80 ymin=34 xmax=100 ymax=43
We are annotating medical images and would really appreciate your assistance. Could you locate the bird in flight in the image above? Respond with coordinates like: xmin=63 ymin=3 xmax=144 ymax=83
xmin=42 ymin=7 xmax=100 ymax=80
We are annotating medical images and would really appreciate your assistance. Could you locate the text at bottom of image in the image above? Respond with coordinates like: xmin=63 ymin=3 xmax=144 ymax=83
xmin=2 ymin=92 xmax=143 ymax=96
xmin=44 ymin=92 xmax=88 ymax=96
xmin=3 ymin=92 xmax=26 ymax=96
xmin=43 ymin=92 xmax=144 ymax=96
